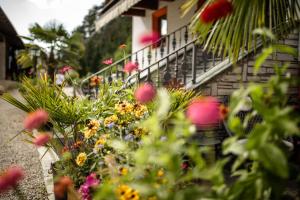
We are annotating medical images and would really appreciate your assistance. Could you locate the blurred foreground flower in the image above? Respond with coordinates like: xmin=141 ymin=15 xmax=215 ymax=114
xmin=60 ymin=66 xmax=73 ymax=74
xmin=0 ymin=165 xmax=24 ymax=193
xmin=135 ymin=83 xmax=156 ymax=104
xmin=200 ymin=0 xmax=233 ymax=23
xmin=103 ymin=58 xmax=113 ymax=65
xmin=54 ymin=176 xmax=73 ymax=199
xmin=124 ymin=62 xmax=139 ymax=74
xmin=33 ymin=133 xmax=51 ymax=147
xmin=219 ymin=104 xmax=229 ymax=119
xmin=116 ymin=184 xmax=139 ymax=200
xmin=139 ymin=32 xmax=160 ymax=45
xmin=79 ymin=173 xmax=100 ymax=200
xmin=186 ymin=97 xmax=221 ymax=127
xmin=24 ymin=109 xmax=49 ymax=131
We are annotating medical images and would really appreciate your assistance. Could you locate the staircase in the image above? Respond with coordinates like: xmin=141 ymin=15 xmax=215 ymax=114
xmin=80 ymin=22 xmax=298 ymax=95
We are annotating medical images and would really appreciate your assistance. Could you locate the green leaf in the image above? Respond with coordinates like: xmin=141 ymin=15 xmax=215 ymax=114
xmin=254 ymin=47 xmax=273 ymax=74
xmin=255 ymin=144 xmax=288 ymax=178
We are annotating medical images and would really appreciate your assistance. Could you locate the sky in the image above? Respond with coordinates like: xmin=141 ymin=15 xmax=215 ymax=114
xmin=0 ymin=0 xmax=104 ymax=36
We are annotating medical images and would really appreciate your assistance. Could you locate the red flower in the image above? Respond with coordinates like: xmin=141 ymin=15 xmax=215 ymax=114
xmin=200 ymin=0 xmax=233 ymax=24
xmin=219 ymin=104 xmax=229 ymax=120
xmin=102 ymin=58 xmax=113 ymax=65
xmin=134 ymin=83 xmax=156 ymax=104
xmin=60 ymin=66 xmax=73 ymax=74
xmin=181 ymin=162 xmax=189 ymax=170
xmin=186 ymin=97 xmax=221 ymax=127
xmin=119 ymin=44 xmax=127 ymax=49
xmin=124 ymin=62 xmax=139 ymax=74
xmin=24 ymin=109 xmax=49 ymax=131
xmin=0 ymin=165 xmax=25 ymax=193
xmin=139 ymin=32 xmax=160 ymax=45
xmin=33 ymin=133 xmax=51 ymax=147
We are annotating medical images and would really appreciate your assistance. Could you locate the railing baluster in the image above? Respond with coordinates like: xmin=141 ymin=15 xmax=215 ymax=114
xmin=184 ymin=26 xmax=188 ymax=44
xmin=147 ymin=46 xmax=152 ymax=65
xmin=160 ymin=39 xmax=165 ymax=58
xmin=167 ymin=35 xmax=170 ymax=55
xmin=163 ymin=57 xmax=171 ymax=86
xmin=142 ymin=49 xmax=145 ymax=69
xmin=172 ymin=32 xmax=176 ymax=51
xmin=181 ymin=47 xmax=187 ymax=85
xmin=157 ymin=62 xmax=160 ymax=87
xmin=175 ymin=51 xmax=179 ymax=79
xmin=147 ymin=68 xmax=152 ymax=83
xmin=191 ymin=43 xmax=196 ymax=84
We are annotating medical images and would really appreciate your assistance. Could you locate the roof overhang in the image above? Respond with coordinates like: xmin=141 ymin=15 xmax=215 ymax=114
xmin=95 ymin=0 xmax=143 ymax=31
xmin=0 ymin=7 xmax=24 ymax=49
xmin=95 ymin=0 xmax=162 ymax=31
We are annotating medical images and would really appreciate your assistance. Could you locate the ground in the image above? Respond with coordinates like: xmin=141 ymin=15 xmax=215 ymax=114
xmin=0 ymin=90 xmax=48 ymax=200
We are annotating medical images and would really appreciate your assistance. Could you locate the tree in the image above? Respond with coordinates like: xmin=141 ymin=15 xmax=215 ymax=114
xmin=75 ymin=4 xmax=132 ymax=75
xmin=182 ymin=0 xmax=300 ymax=60
xmin=17 ymin=21 xmax=85 ymax=78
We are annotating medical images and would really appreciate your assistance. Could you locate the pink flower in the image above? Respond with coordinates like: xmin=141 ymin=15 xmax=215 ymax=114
xmin=139 ymin=32 xmax=160 ymax=45
xmin=0 ymin=165 xmax=24 ymax=193
xmin=33 ymin=133 xmax=51 ymax=146
xmin=24 ymin=109 xmax=49 ymax=131
xmin=60 ymin=66 xmax=73 ymax=74
xmin=186 ymin=97 xmax=221 ymax=127
xmin=102 ymin=58 xmax=113 ymax=65
xmin=200 ymin=0 xmax=233 ymax=24
xmin=134 ymin=83 xmax=156 ymax=104
xmin=124 ymin=62 xmax=139 ymax=74
xmin=79 ymin=173 xmax=100 ymax=200
xmin=85 ymin=173 xmax=100 ymax=187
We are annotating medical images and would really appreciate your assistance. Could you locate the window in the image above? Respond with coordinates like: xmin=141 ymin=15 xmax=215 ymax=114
xmin=152 ymin=7 xmax=167 ymax=37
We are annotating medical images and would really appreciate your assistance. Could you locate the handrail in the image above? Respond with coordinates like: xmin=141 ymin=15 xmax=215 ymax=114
xmin=80 ymin=23 xmax=192 ymax=90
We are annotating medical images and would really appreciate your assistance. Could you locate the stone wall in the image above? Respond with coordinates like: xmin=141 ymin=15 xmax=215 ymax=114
xmin=196 ymin=30 xmax=300 ymax=101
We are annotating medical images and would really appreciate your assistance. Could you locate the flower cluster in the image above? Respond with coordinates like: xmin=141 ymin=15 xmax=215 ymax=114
xmin=84 ymin=119 xmax=100 ymax=139
xmin=115 ymin=101 xmax=134 ymax=115
xmin=116 ymin=185 xmax=140 ymax=200
xmin=104 ymin=115 xmax=119 ymax=127
xmin=133 ymin=103 xmax=148 ymax=118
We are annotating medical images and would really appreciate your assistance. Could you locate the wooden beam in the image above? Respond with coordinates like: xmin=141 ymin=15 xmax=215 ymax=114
xmin=123 ymin=8 xmax=146 ymax=17
xmin=134 ymin=0 xmax=159 ymax=10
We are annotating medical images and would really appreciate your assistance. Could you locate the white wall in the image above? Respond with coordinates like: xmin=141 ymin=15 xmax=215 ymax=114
xmin=132 ymin=0 xmax=196 ymax=53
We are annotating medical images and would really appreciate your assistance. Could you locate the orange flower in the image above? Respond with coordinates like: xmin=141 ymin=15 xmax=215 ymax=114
xmin=219 ymin=104 xmax=229 ymax=120
xmin=119 ymin=44 xmax=127 ymax=49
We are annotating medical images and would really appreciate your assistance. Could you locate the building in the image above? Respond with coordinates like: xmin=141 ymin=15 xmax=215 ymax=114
xmin=92 ymin=0 xmax=299 ymax=96
xmin=0 ymin=7 xmax=24 ymax=80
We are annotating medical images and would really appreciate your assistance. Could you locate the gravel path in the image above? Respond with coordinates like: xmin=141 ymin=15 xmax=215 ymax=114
xmin=0 ymin=90 xmax=48 ymax=200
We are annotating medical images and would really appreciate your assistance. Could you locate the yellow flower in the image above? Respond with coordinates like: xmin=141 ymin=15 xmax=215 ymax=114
xmin=88 ymin=119 xmax=100 ymax=130
xmin=157 ymin=169 xmax=164 ymax=177
xmin=124 ymin=189 xmax=139 ymax=200
xmin=84 ymin=129 xmax=97 ymax=139
xmin=76 ymin=152 xmax=87 ymax=167
xmin=115 ymin=101 xmax=133 ymax=115
xmin=116 ymin=185 xmax=139 ymax=200
xmin=133 ymin=127 xmax=147 ymax=137
xmin=104 ymin=115 xmax=119 ymax=127
xmin=133 ymin=104 xmax=148 ymax=118
xmin=119 ymin=167 xmax=128 ymax=176
xmin=116 ymin=184 xmax=132 ymax=197
xmin=94 ymin=137 xmax=106 ymax=150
